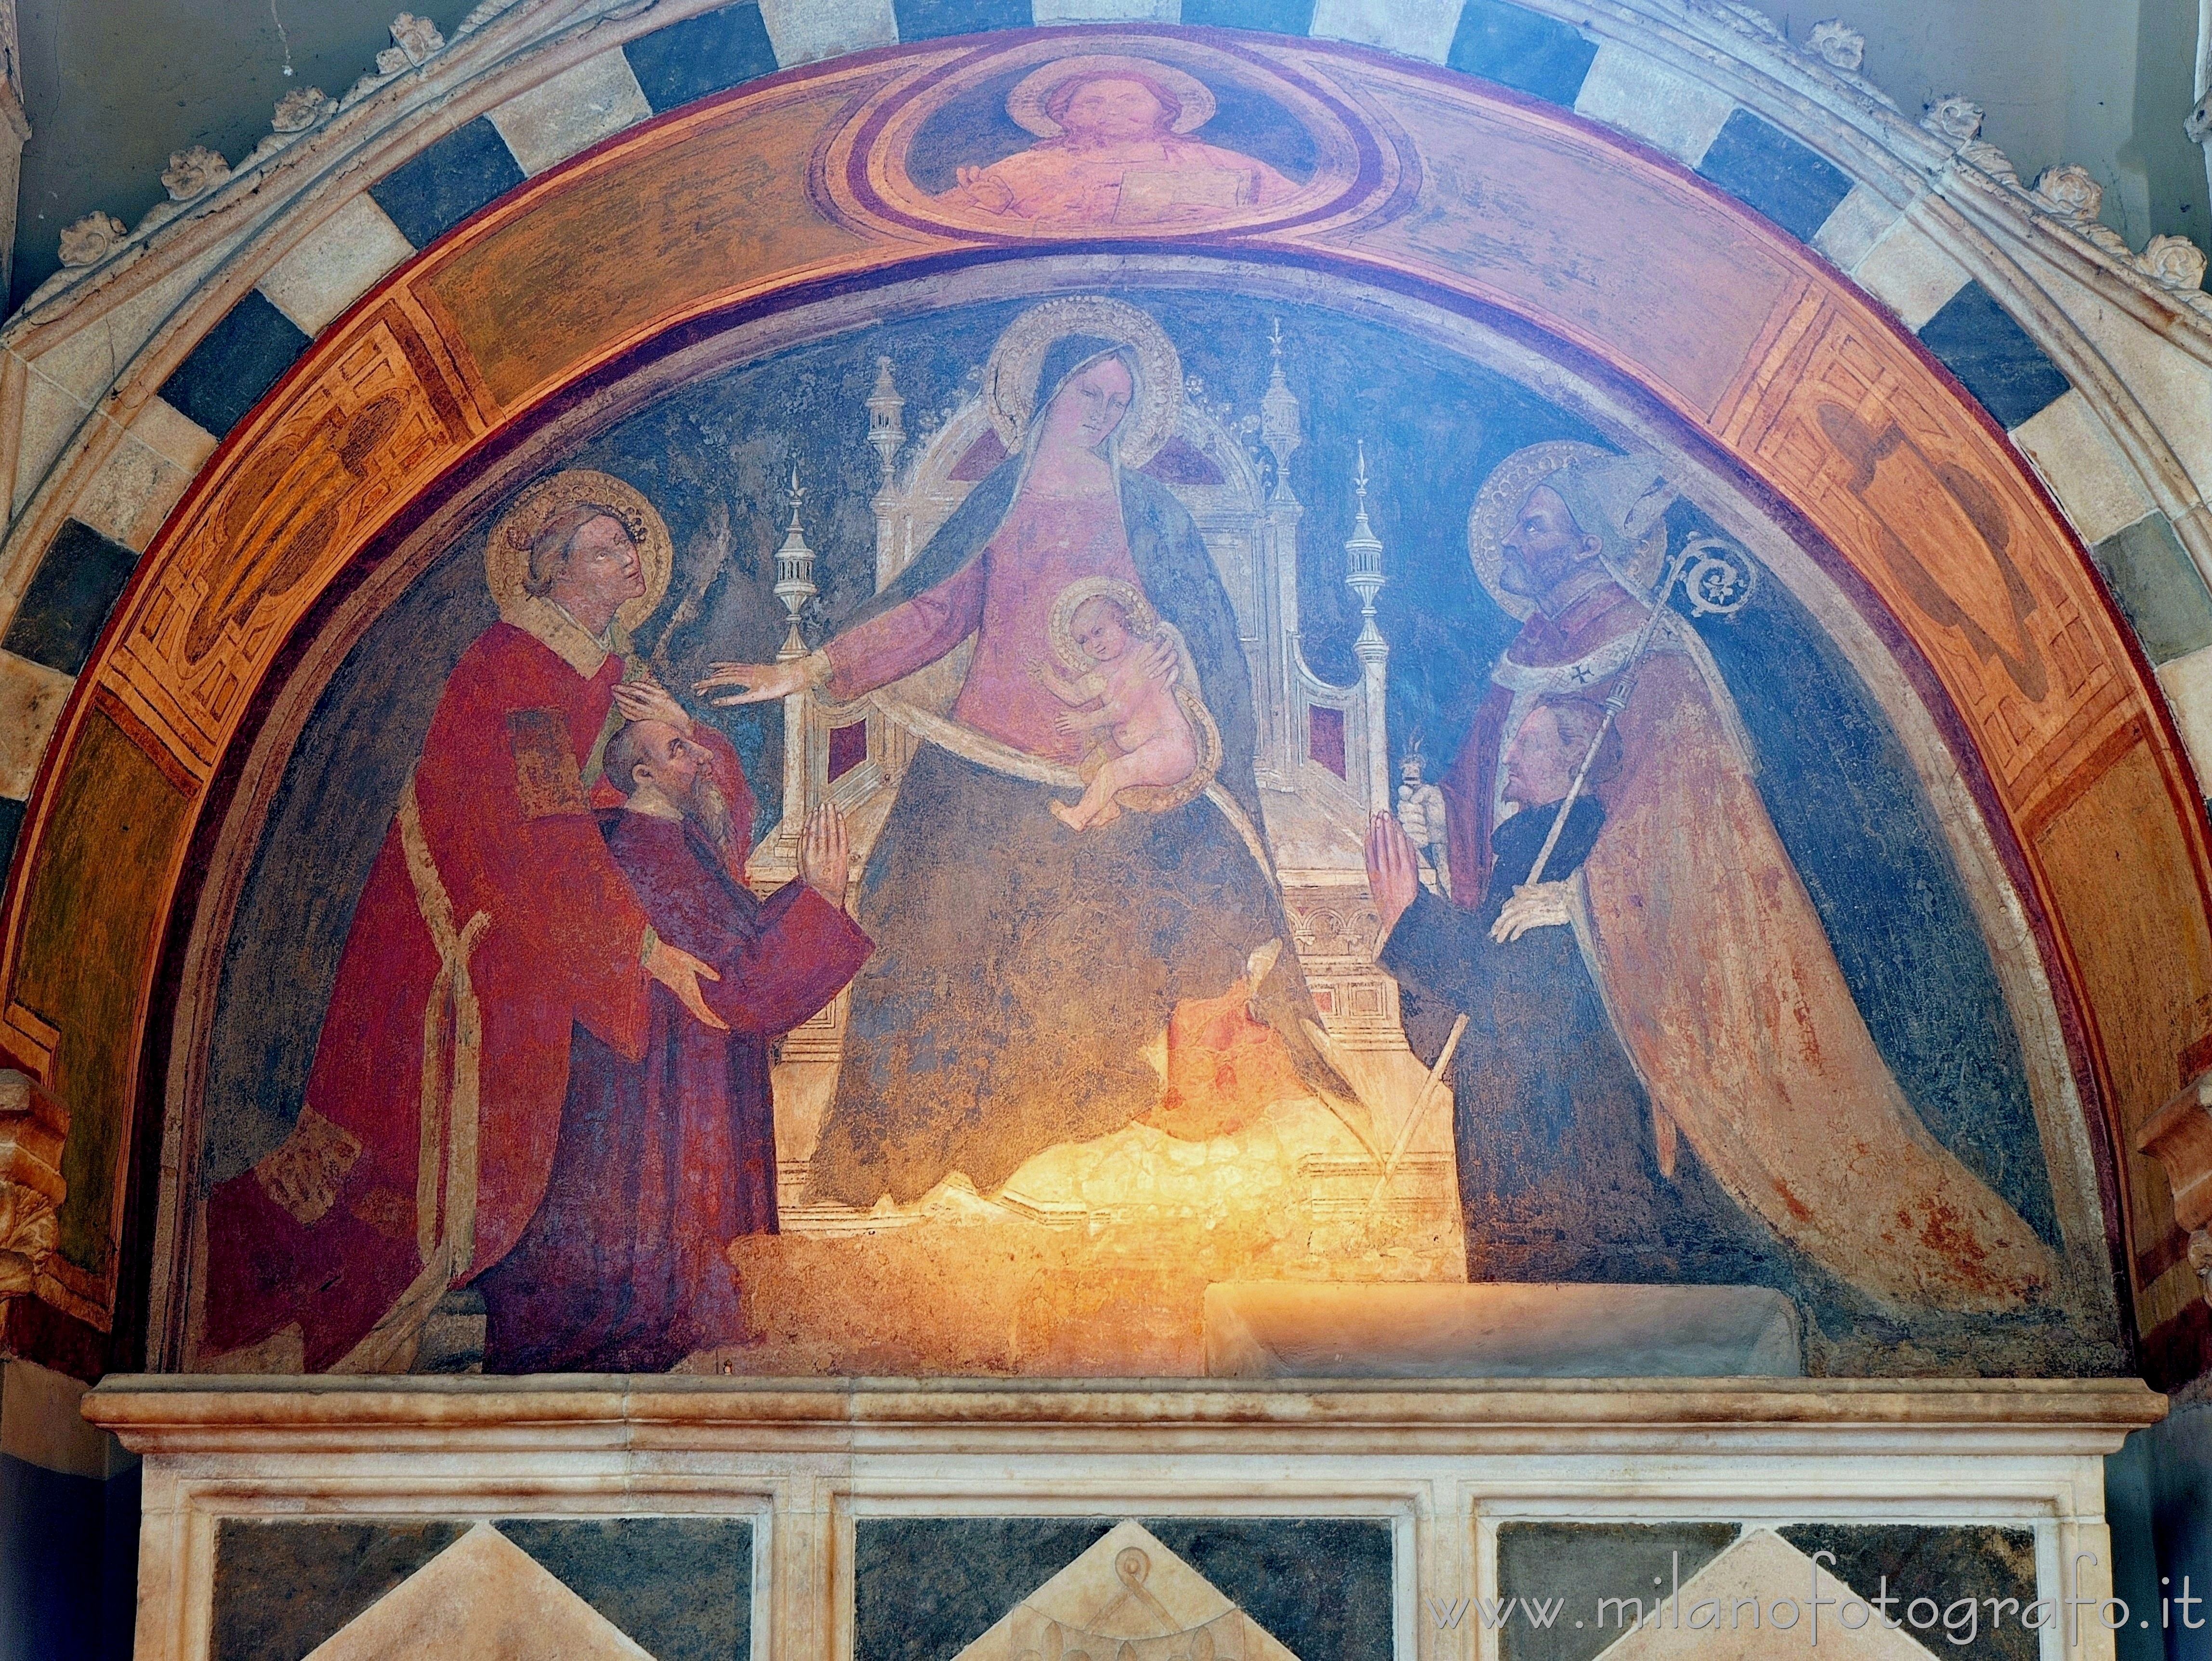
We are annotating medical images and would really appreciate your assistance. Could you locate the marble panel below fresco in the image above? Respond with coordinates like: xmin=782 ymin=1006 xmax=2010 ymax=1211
xmin=106 ymin=1377 xmax=2154 ymax=1661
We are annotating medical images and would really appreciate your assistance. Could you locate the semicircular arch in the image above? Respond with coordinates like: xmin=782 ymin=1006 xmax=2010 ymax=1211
xmin=6 ymin=23 xmax=2207 ymax=1377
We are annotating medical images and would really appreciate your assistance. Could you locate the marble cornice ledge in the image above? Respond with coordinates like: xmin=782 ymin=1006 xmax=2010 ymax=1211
xmin=83 ymin=1375 xmax=2168 ymax=1461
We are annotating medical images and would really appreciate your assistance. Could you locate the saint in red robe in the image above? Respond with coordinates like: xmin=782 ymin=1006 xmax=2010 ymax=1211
xmin=476 ymin=792 xmax=871 ymax=1373
xmin=201 ymin=600 xmax=669 ymax=1371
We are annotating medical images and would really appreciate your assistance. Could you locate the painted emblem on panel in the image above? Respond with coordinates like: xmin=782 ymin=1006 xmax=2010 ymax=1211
xmin=823 ymin=34 xmax=1391 ymax=241
xmin=953 ymin=1523 xmax=1302 ymax=1661
xmin=187 ymin=281 xmax=2098 ymax=1381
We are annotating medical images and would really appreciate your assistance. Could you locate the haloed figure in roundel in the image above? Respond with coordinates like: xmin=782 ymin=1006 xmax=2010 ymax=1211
xmin=939 ymin=55 xmax=1302 ymax=229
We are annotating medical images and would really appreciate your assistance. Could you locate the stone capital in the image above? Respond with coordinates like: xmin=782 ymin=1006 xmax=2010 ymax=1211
xmin=0 ymin=1066 xmax=66 ymax=1299
xmin=2136 ymin=1067 xmax=2212 ymax=1302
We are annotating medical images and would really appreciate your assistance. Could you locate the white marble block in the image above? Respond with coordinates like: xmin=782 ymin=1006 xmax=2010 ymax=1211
xmin=1574 ymin=41 xmax=1737 ymax=166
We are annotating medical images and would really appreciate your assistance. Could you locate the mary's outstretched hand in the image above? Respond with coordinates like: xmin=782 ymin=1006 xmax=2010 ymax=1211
xmin=695 ymin=661 xmax=804 ymax=706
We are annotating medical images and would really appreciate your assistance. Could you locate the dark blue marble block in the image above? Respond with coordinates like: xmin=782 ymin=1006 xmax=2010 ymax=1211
xmin=626 ymin=2 xmax=781 ymax=112
xmin=895 ymin=0 xmax=1034 ymax=41
xmin=1182 ymin=0 xmax=1321 ymax=37
xmin=156 ymin=289 xmax=310 ymax=440
xmin=1917 ymin=281 xmax=2073 ymax=432
xmin=1696 ymin=108 xmax=1855 ymax=244
xmin=1447 ymin=0 xmax=1599 ymax=108
xmin=2 ymin=518 xmax=140 ymax=677
xmin=367 ymin=118 xmax=528 ymax=253
xmin=2093 ymin=511 xmax=2212 ymax=665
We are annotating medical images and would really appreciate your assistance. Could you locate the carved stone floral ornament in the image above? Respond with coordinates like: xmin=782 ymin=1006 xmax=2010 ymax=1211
xmin=2139 ymin=233 xmax=2208 ymax=292
xmin=243 ymin=86 xmax=340 ymax=164
xmin=2031 ymin=162 xmax=2101 ymax=221
xmin=1915 ymin=94 xmax=2022 ymax=184
xmin=377 ymin=12 xmax=446 ymax=74
xmin=56 ymin=211 xmax=125 ymax=268
xmin=2031 ymin=164 xmax=2133 ymax=256
xmin=271 ymin=86 xmax=337 ymax=134
xmin=1808 ymin=19 xmax=1865 ymax=72
xmin=1919 ymin=93 xmax=1984 ymax=145
xmin=160 ymin=144 xmax=230 ymax=203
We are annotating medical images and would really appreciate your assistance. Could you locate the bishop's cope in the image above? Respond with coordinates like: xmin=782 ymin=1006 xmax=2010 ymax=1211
xmin=1365 ymin=446 xmax=2061 ymax=1314
xmin=197 ymin=471 xmax=869 ymax=1373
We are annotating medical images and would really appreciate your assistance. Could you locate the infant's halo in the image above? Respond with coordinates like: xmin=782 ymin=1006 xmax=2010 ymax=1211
xmin=1048 ymin=576 xmax=1158 ymax=675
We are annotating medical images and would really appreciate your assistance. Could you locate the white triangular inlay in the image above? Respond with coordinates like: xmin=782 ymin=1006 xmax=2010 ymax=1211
xmin=951 ymin=1520 xmax=1303 ymax=1661
xmin=302 ymin=1521 xmax=654 ymax=1661
xmin=1590 ymin=1529 xmax=1943 ymax=1661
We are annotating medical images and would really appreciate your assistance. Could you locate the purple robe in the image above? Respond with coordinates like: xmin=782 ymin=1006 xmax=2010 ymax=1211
xmin=478 ymin=806 xmax=871 ymax=1372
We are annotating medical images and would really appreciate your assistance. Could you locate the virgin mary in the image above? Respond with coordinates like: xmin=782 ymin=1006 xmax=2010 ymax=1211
xmin=700 ymin=300 xmax=1345 ymax=1207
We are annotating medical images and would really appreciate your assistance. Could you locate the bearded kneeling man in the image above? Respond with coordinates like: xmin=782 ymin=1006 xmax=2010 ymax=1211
xmin=476 ymin=718 xmax=872 ymax=1373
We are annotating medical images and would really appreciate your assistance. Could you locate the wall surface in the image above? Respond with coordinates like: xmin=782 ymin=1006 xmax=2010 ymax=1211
xmin=5 ymin=0 xmax=2212 ymax=1655
xmin=8 ymin=0 xmax=461 ymax=309
xmin=0 ymin=1359 xmax=138 ymax=1661
xmin=1735 ymin=0 xmax=2212 ymax=260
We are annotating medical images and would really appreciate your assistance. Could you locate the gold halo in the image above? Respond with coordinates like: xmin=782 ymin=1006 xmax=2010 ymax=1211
xmin=1467 ymin=440 xmax=1661 ymax=621
xmin=486 ymin=469 xmax=672 ymax=634
xmin=1046 ymin=576 xmax=1223 ymax=815
xmin=1049 ymin=576 xmax=1160 ymax=674
xmin=1006 ymin=54 xmax=1217 ymax=138
xmin=985 ymin=296 xmax=1182 ymax=468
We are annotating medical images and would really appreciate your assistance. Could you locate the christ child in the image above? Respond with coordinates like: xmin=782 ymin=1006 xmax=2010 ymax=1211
xmin=1030 ymin=590 xmax=1198 ymax=830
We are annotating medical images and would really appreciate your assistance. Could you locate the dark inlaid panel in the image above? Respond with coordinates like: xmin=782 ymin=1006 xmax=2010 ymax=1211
xmin=367 ymin=117 xmax=527 ymax=251
xmin=2094 ymin=511 xmax=2212 ymax=665
xmin=1180 ymin=0 xmax=1319 ymax=36
xmin=893 ymin=0 xmax=1032 ymax=41
xmin=1496 ymin=1522 xmax=1740 ymax=1661
xmin=156 ymin=289 xmax=312 ymax=439
xmin=1918 ymin=280 xmax=2073 ymax=432
xmin=1144 ymin=1518 xmax=1393 ymax=1661
xmin=1 ymin=518 xmax=139 ymax=676
xmin=1780 ymin=1523 xmax=2039 ymax=1661
xmin=497 ymin=1517 xmax=752 ymax=1661
xmin=211 ymin=1519 xmax=468 ymax=1661
xmin=855 ymin=1517 xmax=1115 ymax=1661
xmin=853 ymin=1516 xmax=1393 ymax=1661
